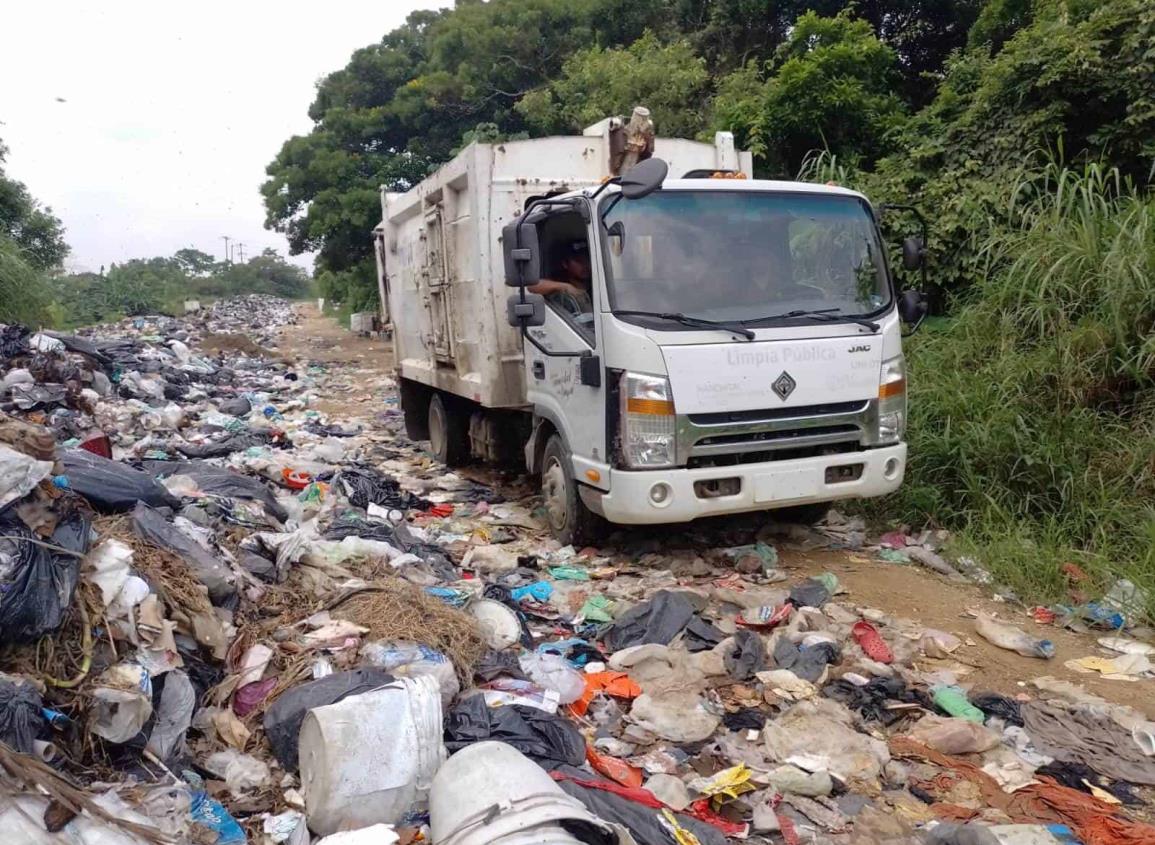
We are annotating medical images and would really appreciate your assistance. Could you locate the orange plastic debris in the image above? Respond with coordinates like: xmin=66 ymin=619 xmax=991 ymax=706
xmin=586 ymin=745 xmax=643 ymax=788
xmin=570 ymin=671 xmax=641 ymax=716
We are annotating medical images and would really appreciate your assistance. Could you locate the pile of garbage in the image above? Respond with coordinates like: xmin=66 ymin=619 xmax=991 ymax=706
xmin=0 ymin=296 xmax=1152 ymax=845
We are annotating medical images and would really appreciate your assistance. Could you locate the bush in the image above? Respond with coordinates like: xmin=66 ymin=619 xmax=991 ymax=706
xmin=888 ymin=163 xmax=1155 ymax=622
xmin=0 ymin=237 xmax=53 ymax=326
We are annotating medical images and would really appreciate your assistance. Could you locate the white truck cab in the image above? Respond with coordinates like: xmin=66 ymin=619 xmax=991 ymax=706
xmin=376 ymin=115 xmax=927 ymax=544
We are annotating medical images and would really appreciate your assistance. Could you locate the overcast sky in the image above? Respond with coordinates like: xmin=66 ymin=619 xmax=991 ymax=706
xmin=0 ymin=1 xmax=447 ymax=273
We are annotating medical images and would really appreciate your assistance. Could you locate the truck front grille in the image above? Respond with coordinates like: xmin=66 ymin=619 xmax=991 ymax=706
xmin=676 ymin=399 xmax=878 ymax=464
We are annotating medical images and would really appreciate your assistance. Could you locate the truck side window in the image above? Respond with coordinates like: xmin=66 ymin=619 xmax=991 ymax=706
xmin=528 ymin=213 xmax=595 ymax=343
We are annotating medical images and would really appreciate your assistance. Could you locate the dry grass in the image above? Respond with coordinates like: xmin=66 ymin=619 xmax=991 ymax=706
xmin=331 ymin=579 xmax=487 ymax=681
xmin=95 ymin=516 xmax=213 ymax=617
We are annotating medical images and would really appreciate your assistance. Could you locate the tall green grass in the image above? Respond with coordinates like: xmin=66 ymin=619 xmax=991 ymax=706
xmin=892 ymin=163 xmax=1155 ymax=622
xmin=0 ymin=237 xmax=54 ymax=326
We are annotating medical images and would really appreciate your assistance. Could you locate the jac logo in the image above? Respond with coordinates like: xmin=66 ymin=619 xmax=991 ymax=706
xmin=847 ymin=344 xmax=872 ymax=354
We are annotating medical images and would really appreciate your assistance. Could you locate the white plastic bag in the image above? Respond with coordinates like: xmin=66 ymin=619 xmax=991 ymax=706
xmin=361 ymin=641 xmax=460 ymax=707
xmin=518 ymin=652 xmax=585 ymax=705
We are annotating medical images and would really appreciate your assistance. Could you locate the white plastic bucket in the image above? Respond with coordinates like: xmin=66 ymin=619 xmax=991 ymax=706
xmin=300 ymin=676 xmax=445 ymax=835
xmin=430 ymin=741 xmax=613 ymax=845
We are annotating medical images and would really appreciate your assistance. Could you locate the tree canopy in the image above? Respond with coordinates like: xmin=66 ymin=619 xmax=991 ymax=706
xmin=264 ymin=0 xmax=1155 ymax=310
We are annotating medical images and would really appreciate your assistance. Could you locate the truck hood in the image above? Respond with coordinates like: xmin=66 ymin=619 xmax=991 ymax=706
xmin=661 ymin=336 xmax=883 ymax=414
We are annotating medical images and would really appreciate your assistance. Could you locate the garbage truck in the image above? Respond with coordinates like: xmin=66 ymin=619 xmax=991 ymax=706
xmin=374 ymin=109 xmax=928 ymax=544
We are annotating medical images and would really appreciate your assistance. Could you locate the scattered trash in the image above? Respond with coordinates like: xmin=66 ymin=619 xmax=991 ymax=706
xmin=0 ymin=297 xmax=1151 ymax=843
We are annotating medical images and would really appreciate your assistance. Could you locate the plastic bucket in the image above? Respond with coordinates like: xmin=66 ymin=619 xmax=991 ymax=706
xmin=430 ymin=741 xmax=613 ymax=845
xmin=300 ymin=675 xmax=445 ymax=835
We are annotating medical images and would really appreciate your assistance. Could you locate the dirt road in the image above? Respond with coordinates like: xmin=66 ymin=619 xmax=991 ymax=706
xmin=278 ymin=303 xmax=1153 ymax=716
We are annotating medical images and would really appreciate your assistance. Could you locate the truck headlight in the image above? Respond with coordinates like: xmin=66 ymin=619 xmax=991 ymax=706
xmin=621 ymin=372 xmax=675 ymax=468
xmin=877 ymin=355 xmax=906 ymax=444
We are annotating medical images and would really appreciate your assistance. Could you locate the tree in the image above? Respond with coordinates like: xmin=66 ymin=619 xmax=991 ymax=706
xmin=862 ymin=0 xmax=1155 ymax=298
xmin=0 ymin=140 xmax=68 ymax=272
xmin=712 ymin=11 xmax=907 ymax=176
xmin=173 ymin=247 xmax=216 ymax=277
xmin=261 ymin=0 xmax=666 ymax=308
xmin=517 ymin=32 xmax=710 ymax=137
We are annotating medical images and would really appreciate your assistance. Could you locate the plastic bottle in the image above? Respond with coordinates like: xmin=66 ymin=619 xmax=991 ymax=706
xmin=932 ymin=686 xmax=987 ymax=724
xmin=974 ymin=613 xmax=1055 ymax=659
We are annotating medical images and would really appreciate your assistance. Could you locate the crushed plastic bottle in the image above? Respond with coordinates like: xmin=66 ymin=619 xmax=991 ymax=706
xmin=974 ymin=613 xmax=1055 ymax=659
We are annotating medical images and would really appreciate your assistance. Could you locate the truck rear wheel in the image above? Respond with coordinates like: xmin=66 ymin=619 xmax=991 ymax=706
xmin=428 ymin=393 xmax=470 ymax=467
xmin=541 ymin=434 xmax=603 ymax=547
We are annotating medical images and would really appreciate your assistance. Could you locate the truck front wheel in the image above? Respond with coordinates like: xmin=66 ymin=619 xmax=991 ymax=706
xmin=428 ymin=393 xmax=470 ymax=467
xmin=541 ymin=434 xmax=603 ymax=547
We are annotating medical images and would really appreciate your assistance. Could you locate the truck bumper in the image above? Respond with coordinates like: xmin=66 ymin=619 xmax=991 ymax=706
xmin=587 ymin=444 xmax=906 ymax=525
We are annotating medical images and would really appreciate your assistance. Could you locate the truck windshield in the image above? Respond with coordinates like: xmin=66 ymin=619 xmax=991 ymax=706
xmin=601 ymin=190 xmax=891 ymax=325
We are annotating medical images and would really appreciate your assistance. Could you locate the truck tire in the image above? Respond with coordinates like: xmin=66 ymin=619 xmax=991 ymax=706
xmin=428 ymin=393 xmax=470 ymax=467
xmin=541 ymin=434 xmax=603 ymax=547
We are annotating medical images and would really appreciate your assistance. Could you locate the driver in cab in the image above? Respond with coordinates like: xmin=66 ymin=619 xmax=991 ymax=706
xmin=529 ymin=239 xmax=592 ymax=319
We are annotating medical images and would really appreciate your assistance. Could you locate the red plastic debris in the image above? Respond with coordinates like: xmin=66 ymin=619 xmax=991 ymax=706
xmin=78 ymin=432 xmax=113 ymax=459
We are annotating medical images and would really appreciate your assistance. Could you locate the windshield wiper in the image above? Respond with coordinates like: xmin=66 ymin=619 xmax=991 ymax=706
xmin=743 ymin=308 xmax=880 ymax=332
xmin=613 ymin=310 xmax=755 ymax=340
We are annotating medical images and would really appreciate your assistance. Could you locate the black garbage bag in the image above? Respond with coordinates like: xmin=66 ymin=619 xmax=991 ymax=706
xmin=445 ymin=695 xmax=585 ymax=766
xmin=174 ymin=432 xmax=272 ymax=459
xmin=132 ymin=502 xmax=235 ymax=603
xmin=788 ymin=577 xmax=832 ymax=608
xmin=549 ymin=764 xmax=727 ymax=845
xmin=217 ymin=396 xmax=251 ymax=416
xmin=143 ymin=460 xmax=288 ymax=522
xmin=0 ymin=679 xmax=44 ymax=753
xmin=724 ymin=629 xmax=767 ymax=680
xmin=62 ymin=450 xmax=180 ymax=513
xmin=772 ymin=638 xmax=840 ymax=683
xmin=822 ymin=677 xmax=927 ymax=725
xmin=683 ymin=616 xmax=726 ymax=653
xmin=0 ymin=324 xmax=30 ymax=360
xmin=602 ymin=590 xmax=695 ymax=652
xmin=44 ymin=332 xmax=113 ymax=367
xmin=0 ymin=505 xmax=90 ymax=642
xmin=335 ymin=467 xmax=431 ymax=511
xmin=10 ymin=383 xmax=68 ymax=410
xmin=264 ymin=669 xmax=394 ymax=772
xmin=968 ymin=692 xmax=1024 ymax=727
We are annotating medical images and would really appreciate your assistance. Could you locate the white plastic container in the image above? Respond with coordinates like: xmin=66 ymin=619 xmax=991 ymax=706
xmin=300 ymin=676 xmax=445 ymax=835
xmin=430 ymin=741 xmax=615 ymax=845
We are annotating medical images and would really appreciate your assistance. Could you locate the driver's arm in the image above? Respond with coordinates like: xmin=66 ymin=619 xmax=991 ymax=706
xmin=528 ymin=279 xmax=583 ymax=297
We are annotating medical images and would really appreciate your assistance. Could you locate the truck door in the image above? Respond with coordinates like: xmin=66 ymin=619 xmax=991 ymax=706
xmin=422 ymin=205 xmax=454 ymax=362
xmin=525 ymin=210 xmax=607 ymax=480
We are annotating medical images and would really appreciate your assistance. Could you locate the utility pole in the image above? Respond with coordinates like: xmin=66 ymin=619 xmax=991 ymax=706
xmin=221 ymin=235 xmax=232 ymax=264
xmin=235 ymin=243 xmax=246 ymax=264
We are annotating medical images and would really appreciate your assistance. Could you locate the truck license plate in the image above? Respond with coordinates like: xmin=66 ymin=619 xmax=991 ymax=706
xmin=753 ymin=469 xmax=819 ymax=502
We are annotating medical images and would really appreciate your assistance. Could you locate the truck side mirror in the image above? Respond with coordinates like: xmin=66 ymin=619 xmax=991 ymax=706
xmin=898 ymin=289 xmax=928 ymax=327
xmin=502 ymin=218 xmax=542 ymax=286
xmin=902 ymin=236 xmax=925 ymax=271
xmin=506 ymin=293 xmax=546 ymax=328
xmin=620 ymin=158 xmax=668 ymax=200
